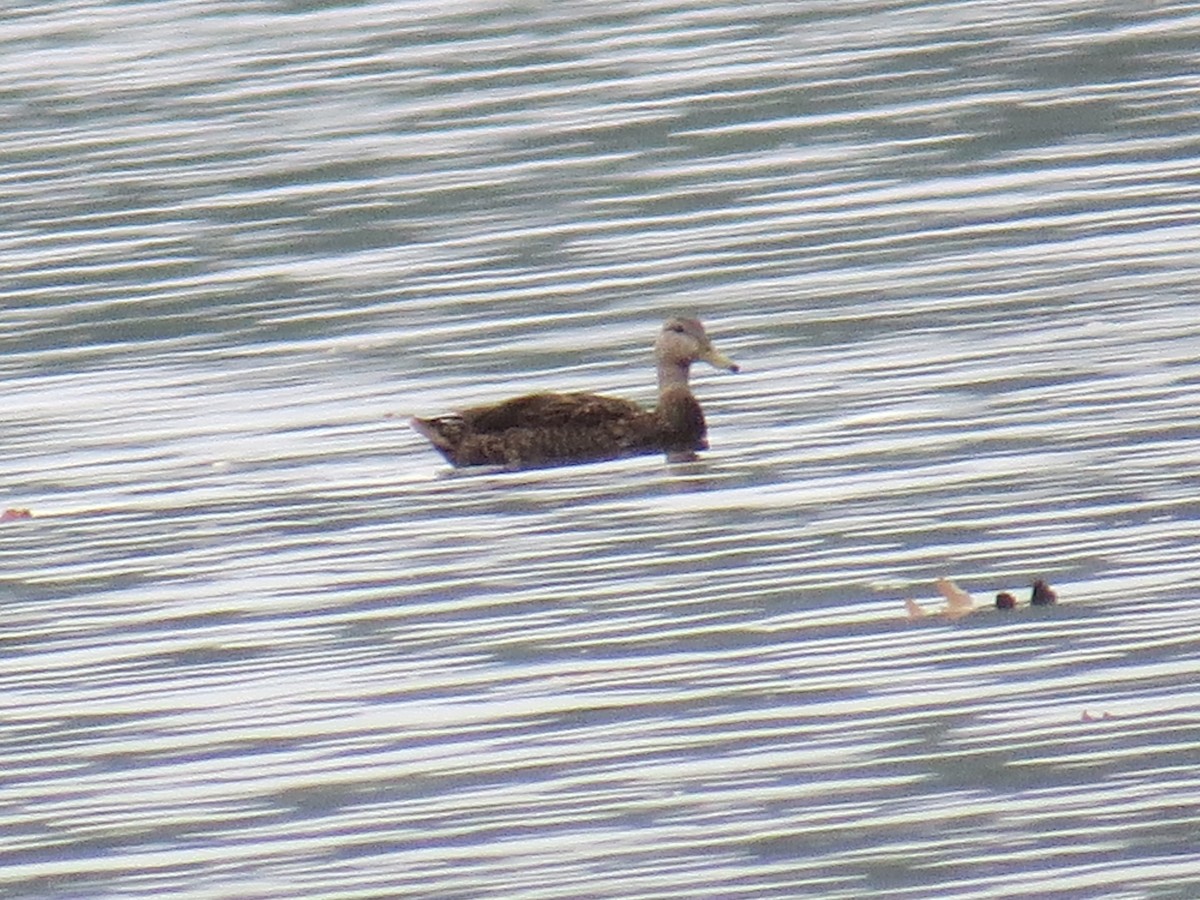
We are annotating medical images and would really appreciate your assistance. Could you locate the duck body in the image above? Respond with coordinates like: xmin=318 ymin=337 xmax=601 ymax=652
xmin=412 ymin=318 xmax=736 ymax=470
xmin=413 ymin=387 xmax=704 ymax=468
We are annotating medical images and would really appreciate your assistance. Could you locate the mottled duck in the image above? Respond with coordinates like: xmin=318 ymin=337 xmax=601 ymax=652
xmin=412 ymin=317 xmax=739 ymax=469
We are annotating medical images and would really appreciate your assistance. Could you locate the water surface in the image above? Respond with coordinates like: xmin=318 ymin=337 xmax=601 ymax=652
xmin=3 ymin=1 xmax=1200 ymax=897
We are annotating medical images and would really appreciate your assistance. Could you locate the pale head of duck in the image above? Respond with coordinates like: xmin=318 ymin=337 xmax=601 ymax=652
xmin=655 ymin=317 xmax=739 ymax=389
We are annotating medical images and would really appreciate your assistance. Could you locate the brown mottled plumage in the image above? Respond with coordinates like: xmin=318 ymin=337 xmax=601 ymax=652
xmin=411 ymin=318 xmax=739 ymax=469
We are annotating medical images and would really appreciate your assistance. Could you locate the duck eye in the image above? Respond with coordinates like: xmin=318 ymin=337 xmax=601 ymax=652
xmin=668 ymin=324 xmax=686 ymax=334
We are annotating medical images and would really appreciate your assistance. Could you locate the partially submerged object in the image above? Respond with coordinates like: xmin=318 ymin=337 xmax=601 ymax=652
xmin=412 ymin=318 xmax=739 ymax=469
xmin=906 ymin=578 xmax=1058 ymax=620
xmin=1030 ymin=579 xmax=1057 ymax=606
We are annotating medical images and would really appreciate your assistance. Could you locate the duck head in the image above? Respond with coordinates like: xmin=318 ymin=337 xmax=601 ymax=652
xmin=655 ymin=317 xmax=739 ymax=388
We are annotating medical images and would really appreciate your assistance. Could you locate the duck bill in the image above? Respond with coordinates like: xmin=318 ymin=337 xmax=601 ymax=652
xmin=700 ymin=346 xmax=740 ymax=373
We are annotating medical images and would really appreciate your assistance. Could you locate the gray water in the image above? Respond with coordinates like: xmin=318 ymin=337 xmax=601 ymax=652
xmin=3 ymin=1 xmax=1200 ymax=897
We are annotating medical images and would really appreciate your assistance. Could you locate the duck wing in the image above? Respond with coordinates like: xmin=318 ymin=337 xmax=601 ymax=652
xmin=461 ymin=392 xmax=646 ymax=432
xmin=414 ymin=392 xmax=657 ymax=468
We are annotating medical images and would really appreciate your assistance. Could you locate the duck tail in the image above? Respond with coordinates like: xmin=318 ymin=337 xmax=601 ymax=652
xmin=411 ymin=416 xmax=465 ymax=465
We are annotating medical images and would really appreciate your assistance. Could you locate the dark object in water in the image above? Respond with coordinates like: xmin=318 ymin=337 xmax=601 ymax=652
xmin=1030 ymin=579 xmax=1057 ymax=606
xmin=995 ymin=591 xmax=1017 ymax=610
xmin=412 ymin=318 xmax=739 ymax=469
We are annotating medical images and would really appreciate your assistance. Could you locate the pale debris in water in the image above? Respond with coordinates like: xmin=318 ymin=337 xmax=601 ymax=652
xmin=905 ymin=578 xmax=976 ymax=621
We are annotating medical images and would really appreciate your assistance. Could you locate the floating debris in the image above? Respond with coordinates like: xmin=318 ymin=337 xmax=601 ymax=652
xmin=906 ymin=578 xmax=1059 ymax=620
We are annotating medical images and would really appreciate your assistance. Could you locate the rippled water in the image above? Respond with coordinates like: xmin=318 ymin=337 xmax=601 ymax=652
xmin=4 ymin=1 xmax=1200 ymax=897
